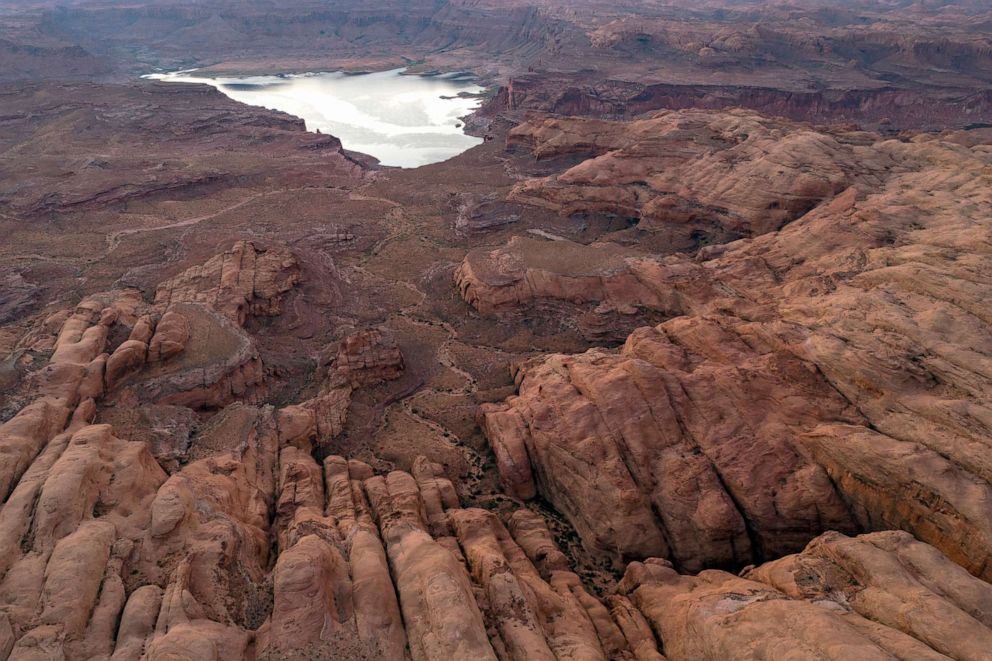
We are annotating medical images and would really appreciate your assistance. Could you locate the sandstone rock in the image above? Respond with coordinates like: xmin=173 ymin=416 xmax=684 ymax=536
xmin=619 ymin=531 xmax=992 ymax=661
xmin=0 ymin=398 xmax=71 ymax=502
xmin=507 ymin=109 xmax=884 ymax=237
xmin=265 ymin=534 xmax=359 ymax=657
xmin=154 ymin=241 xmax=301 ymax=326
xmin=483 ymin=315 xmax=860 ymax=569
xmin=481 ymin=118 xmax=992 ymax=581
xmin=143 ymin=405 xmax=279 ymax=625
xmin=457 ymin=235 xmax=680 ymax=340
xmin=104 ymin=339 xmax=148 ymax=390
xmin=2 ymin=91 xmax=992 ymax=661
xmin=0 ymin=296 xmax=121 ymax=501
xmin=363 ymin=471 xmax=494 ymax=661
xmin=801 ymin=424 xmax=992 ymax=582
xmin=286 ymin=328 xmax=405 ymax=446
xmin=110 ymin=585 xmax=163 ymax=661
xmin=2 ymin=390 xmax=974 ymax=661
xmin=143 ymin=620 xmax=253 ymax=661
xmin=148 ymin=309 xmax=190 ymax=363
xmin=329 ymin=328 xmax=405 ymax=388
xmin=134 ymin=303 xmax=265 ymax=409
xmin=450 ymin=508 xmax=574 ymax=661
xmin=301 ymin=386 xmax=352 ymax=443
xmin=38 ymin=519 xmax=116 ymax=637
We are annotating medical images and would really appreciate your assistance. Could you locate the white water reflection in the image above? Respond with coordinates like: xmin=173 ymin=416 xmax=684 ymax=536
xmin=145 ymin=68 xmax=485 ymax=167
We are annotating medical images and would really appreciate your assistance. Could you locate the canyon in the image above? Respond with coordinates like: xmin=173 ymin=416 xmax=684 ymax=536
xmin=1 ymin=0 xmax=991 ymax=659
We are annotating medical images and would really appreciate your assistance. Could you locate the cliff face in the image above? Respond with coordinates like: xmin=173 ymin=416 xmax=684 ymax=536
xmin=7 ymin=0 xmax=992 ymax=119
xmin=490 ymin=74 xmax=992 ymax=131
xmin=21 ymin=0 xmax=578 ymax=79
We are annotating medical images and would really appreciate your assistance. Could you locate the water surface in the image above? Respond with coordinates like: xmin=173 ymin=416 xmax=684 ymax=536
xmin=146 ymin=68 xmax=485 ymax=167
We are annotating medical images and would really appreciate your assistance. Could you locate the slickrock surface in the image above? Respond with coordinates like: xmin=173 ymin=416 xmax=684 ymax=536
xmin=1 ymin=281 xmax=983 ymax=660
xmin=458 ymin=109 xmax=908 ymax=337
xmin=507 ymin=110 xmax=885 ymax=238
xmin=4 ymin=2 xmax=992 ymax=656
xmin=0 ymin=270 xmax=651 ymax=658
xmin=620 ymin=530 xmax=992 ymax=661
xmin=481 ymin=317 xmax=860 ymax=569
xmin=478 ymin=115 xmax=992 ymax=583
xmin=457 ymin=236 xmax=677 ymax=340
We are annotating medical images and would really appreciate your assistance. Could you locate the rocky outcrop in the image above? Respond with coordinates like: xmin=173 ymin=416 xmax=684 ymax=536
xmin=263 ymin=449 xmax=668 ymax=661
xmin=507 ymin=109 xmax=886 ymax=238
xmin=154 ymin=241 xmax=301 ymax=327
xmin=329 ymin=328 xmax=405 ymax=388
xmin=132 ymin=303 xmax=266 ymax=409
xmin=480 ymin=118 xmax=992 ymax=581
xmin=5 ymin=370 xmax=982 ymax=660
xmin=458 ymin=111 xmax=933 ymax=339
xmin=620 ymin=531 xmax=992 ymax=661
xmin=457 ymin=236 xmax=681 ymax=340
xmin=77 ymin=242 xmax=305 ymax=409
xmin=0 ymin=258 xmax=652 ymax=658
xmin=276 ymin=327 xmax=406 ymax=447
xmin=0 ymin=296 xmax=118 ymax=502
xmin=147 ymin=310 xmax=190 ymax=364
xmin=0 ymin=375 xmax=654 ymax=660
xmin=481 ymin=316 xmax=861 ymax=570
xmin=0 ymin=252 xmax=415 ymax=659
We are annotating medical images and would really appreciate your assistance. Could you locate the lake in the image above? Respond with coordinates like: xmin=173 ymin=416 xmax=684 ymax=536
xmin=145 ymin=68 xmax=485 ymax=168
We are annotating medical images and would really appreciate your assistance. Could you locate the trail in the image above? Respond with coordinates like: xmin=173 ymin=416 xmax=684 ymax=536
xmin=104 ymin=186 xmax=329 ymax=254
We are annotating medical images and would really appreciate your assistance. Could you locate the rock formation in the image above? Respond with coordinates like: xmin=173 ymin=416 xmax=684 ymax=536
xmin=3 ymin=2 xmax=992 ymax=657
xmin=154 ymin=241 xmax=301 ymax=327
xmin=506 ymin=109 xmax=885 ymax=238
xmin=1 ymin=293 xmax=983 ymax=659
xmin=620 ymin=530 xmax=992 ymax=661
xmin=0 ymin=271 xmax=634 ymax=658
xmin=477 ymin=114 xmax=992 ymax=584
xmin=457 ymin=236 xmax=677 ymax=340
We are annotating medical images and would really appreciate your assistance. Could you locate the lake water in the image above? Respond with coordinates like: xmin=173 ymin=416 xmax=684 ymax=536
xmin=145 ymin=68 xmax=485 ymax=168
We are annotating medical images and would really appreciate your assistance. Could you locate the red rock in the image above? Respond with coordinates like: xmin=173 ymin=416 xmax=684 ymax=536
xmin=619 ymin=531 xmax=992 ymax=661
xmin=264 ymin=535 xmax=358 ymax=657
xmin=507 ymin=110 xmax=882 ymax=237
xmin=147 ymin=310 xmax=190 ymax=363
xmin=104 ymin=339 xmax=148 ymax=390
xmin=479 ymin=116 xmax=992 ymax=582
xmin=154 ymin=241 xmax=301 ymax=326
xmin=330 ymin=328 xmax=405 ymax=388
